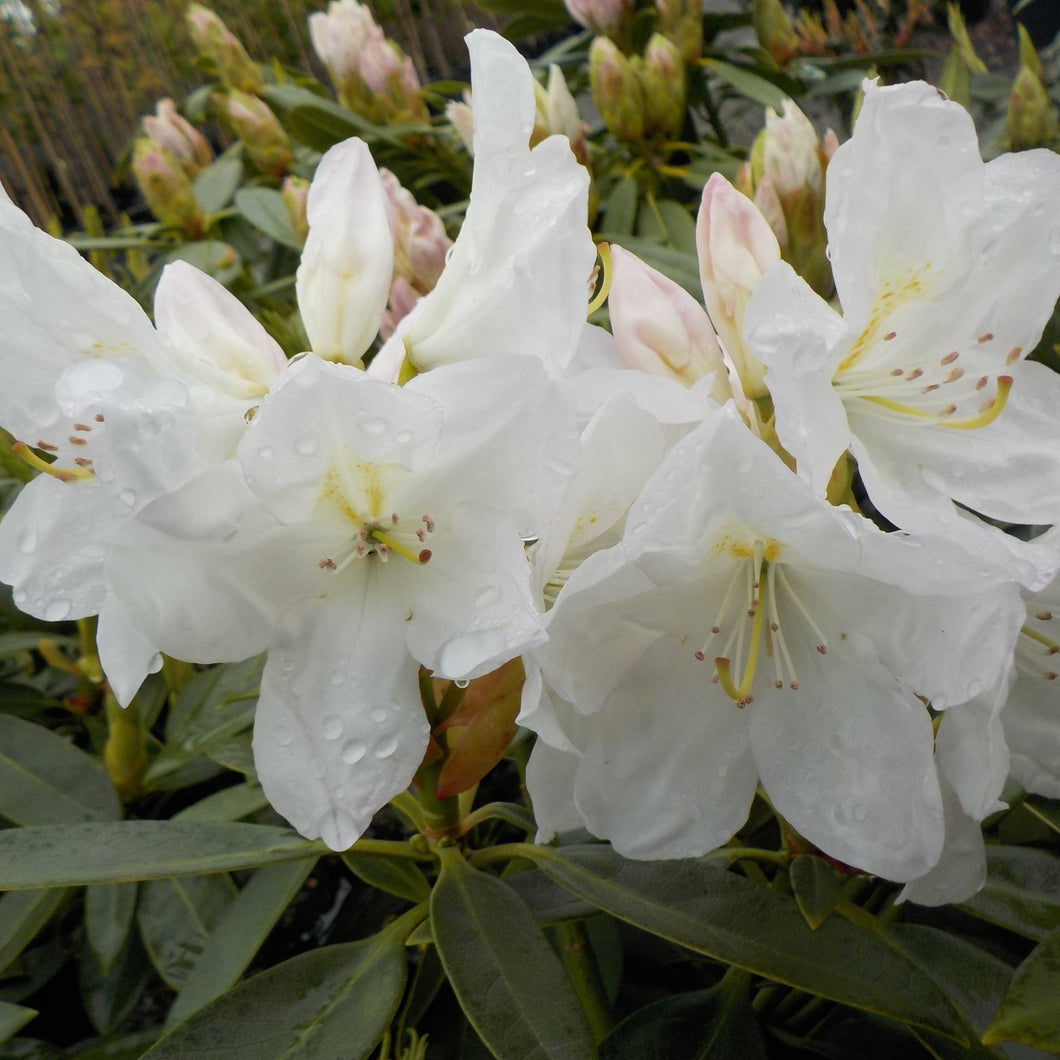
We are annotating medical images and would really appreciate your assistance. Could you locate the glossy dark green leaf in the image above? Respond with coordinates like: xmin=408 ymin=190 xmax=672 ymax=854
xmin=263 ymin=85 xmax=376 ymax=153
xmin=342 ymin=852 xmax=431 ymax=904
xmin=704 ymin=60 xmax=790 ymax=110
xmin=141 ymin=927 xmax=409 ymax=1059
xmin=601 ymin=971 xmax=767 ymax=1060
xmin=431 ymin=847 xmax=596 ymax=1060
xmin=602 ymin=176 xmax=639 ymax=236
xmin=533 ymin=846 xmax=968 ymax=1041
xmin=174 ymin=783 xmax=269 ymax=823
xmin=983 ymin=924 xmax=1060 ymax=1051
xmin=0 ymin=1002 xmax=37 ymax=1045
xmin=166 ymin=859 xmax=317 ymax=1027
xmin=0 ymin=822 xmax=320 ymax=889
xmin=0 ymin=715 xmax=120 ymax=825
xmin=79 ymin=926 xmax=153 ymax=1036
xmin=0 ymin=888 xmax=69 ymax=976
xmin=85 ymin=882 xmax=138 ymax=975
xmin=193 ymin=157 xmax=244 ymax=214
xmin=138 ymin=874 xmax=237 ymax=990
xmin=235 ymin=188 xmax=303 ymax=250
xmin=504 ymin=865 xmax=598 ymax=925
xmin=961 ymin=846 xmax=1060 ymax=940
xmin=789 ymin=855 xmax=844 ymax=929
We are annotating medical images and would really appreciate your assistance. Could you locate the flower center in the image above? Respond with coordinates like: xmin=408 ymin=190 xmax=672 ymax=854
xmin=318 ymin=511 xmax=434 ymax=571
xmin=691 ymin=534 xmax=829 ymax=707
xmin=12 ymin=413 xmax=105 ymax=483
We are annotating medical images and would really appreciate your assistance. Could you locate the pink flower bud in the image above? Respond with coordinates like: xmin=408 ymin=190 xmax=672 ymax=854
xmin=281 ymin=175 xmax=310 ymax=244
xmin=131 ymin=137 xmax=204 ymax=237
xmin=186 ymin=4 xmax=262 ymax=93
xmin=564 ymin=0 xmax=632 ymax=35
xmin=216 ymin=91 xmax=293 ymax=179
xmin=590 ymin=36 xmax=645 ymax=143
xmin=696 ymin=173 xmax=781 ymax=398
xmin=142 ymin=98 xmax=212 ymax=176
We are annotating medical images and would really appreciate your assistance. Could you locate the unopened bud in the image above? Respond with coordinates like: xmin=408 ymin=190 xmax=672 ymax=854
xmin=640 ymin=34 xmax=686 ymax=141
xmin=357 ymin=34 xmax=428 ymax=124
xmin=609 ymin=244 xmax=730 ymax=400
xmin=131 ymin=137 xmax=205 ymax=236
xmin=563 ymin=0 xmax=632 ymax=36
xmin=590 ymin=36 xmax=645 ymax=143
xmin=446 ymin=97 xmax=475 ymax=153
xmin=655 ymin=0 xmax=703 ymax=67
xmin=186 ymin=4 xmax=263 ymax=93
xmin=1007 ymin=63 xmax=1057 ymax=151
xmin=281 ymin=175 xmax=310 ymax=244
xmin=216 ymin=90 xmax=293 ymax=179
xmin=142 ymin=98 xmax=212 ymax=176
xmin=697 ymin=173 xmax=780 ymax=399
xmin=532 ymin=65 xmax=588 ymax=166
xmin=753 ymin=0 xmax=799 ymax=65
xmin=380 ymin=169 xmax=450 ymax=293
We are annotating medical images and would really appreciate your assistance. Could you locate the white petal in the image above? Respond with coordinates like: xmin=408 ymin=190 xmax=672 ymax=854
xmin=296 ymin=138 xmax=393 ymax=364
xmin=525 ymin=740 xmax=588 ymax=844
xmin=154 ymin=261 xmax=287 ymax=398
xmin=1005 ymin=670 xmax=1060 ymax=798
xmin=253 ymin=582 xmax=429 ymax=848
xmin=896 ymin=780 xmax=986 ymax=906
xmin=96 ymin=596 xmax=163 ymax=707
xmin=935 ymin=689 xmax=1010 ymax=821
xmin=750 ymin=634 xmax=943 ymax=881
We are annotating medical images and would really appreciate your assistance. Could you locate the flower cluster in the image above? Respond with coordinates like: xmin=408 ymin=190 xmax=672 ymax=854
xmin=2 ymin=29 xmax=1060 ymax=908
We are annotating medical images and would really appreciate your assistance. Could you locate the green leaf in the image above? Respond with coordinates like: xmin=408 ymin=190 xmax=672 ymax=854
xmin=789 ymin=855 xmax=844 ymax=929
xmin=961 ymin=846 xmax=1060 ymax=940
xmin=983 ymin=924 xmax=1060 ymax=1051
xmin=704 ymin=60 xmax=790 ymax=111
xmin=0 ymin=822 xmax=320 ymax=889
xmin=0 ymin=888 xmax=70 ymax=976
xmin=0 ymin=715 xmax=121 ymax=825
xmin=166 ymin=859 xmax=317 ymax=1027
xmin=174 ymin=782 xmax=269 ymax=823
xmin=140 ymin=926 xmax=409 ymax=1059
xmin=85 ymin=882 xmax=138 ymax=975
xmin=431 ymin=847 xmax=596 ymax=1060
xmin=601 ymin=971 xmax=768 ymax=1060
xmin=602 ymin=176 xmax=639 ymax=236
xmin=263 ymin=85 xmax=377 ymax=153
xmin=342 ymin=852 xmax=431 ymax=904
xmin=637 ymin=199 xmax=698 ymax=254
xmin=235 ymin=188 xmax=303 ymax=251
xmin=138 ymin=874 xmax=238 ymax=990
xmin=193 ymin=157 xmax=245 ymax=214
xmin=164 ymin=240 xmax=242 ymax=285
xmin=79 ymin=926 xmax=153 ymax=1036
xmin=533 ymin=846 xmax=968 ymax=1041
xmin=0 ymin=1002 xmax=38 ymax=1045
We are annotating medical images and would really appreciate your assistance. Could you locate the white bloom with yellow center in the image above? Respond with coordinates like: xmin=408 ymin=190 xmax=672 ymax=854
xmin=527 ymin=405 xmax=1023 ymax=881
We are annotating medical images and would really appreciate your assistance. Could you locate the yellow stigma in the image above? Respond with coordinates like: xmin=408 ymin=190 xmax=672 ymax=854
xmin=715 ymin=594 xmax=765 ymax=703
xmin=860 ymin=375 xmax=1012 ymax=430
xmin=587 ymin=242 xmax=613 ymax=317
xmin=13 ymin=442 xmax=95 ymax=482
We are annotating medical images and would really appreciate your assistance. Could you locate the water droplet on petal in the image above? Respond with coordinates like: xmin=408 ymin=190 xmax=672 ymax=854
xmin=373 ymin=734 xmax=398 ymax=758
xmin=475 ymin=585 xmax=502 ymax=608
xmin=118 ymin=488 xmax=136 ymax=507
xmin=318 ymin=807 xmax=358 ymax=850
xmin=454 ymin=678 xmax=470 ymax=689
xmin=361 ymin=418 xmax=387 ymax=435
xmin=275 ymin=725 xmax=294 ymax=747
xmin=370 ymin=707 xmax=388 ymax=724
xmin=322 ymin=715 xmax=343 ymax=740
xmin=12 ymin=588 xmax=26 ymax=605
xmin=329 ymin=669 xmax=346 ymax=686
xmin=259 ymin=445 xmax=274 ymax=459
xmin=17 ymin=530 xmax=36 ymax=555
xmin=852 ymin=803 xmax=868 ymax=822
xmin=342 ymin=739 xmax=367 ymax=764
xmin=394 ymin=430 xmax=412 ymax=444
xmin=44 ymin=598 xmax=71 ymax=622
xmin=295 ymin=434 xmax=318 ymax=455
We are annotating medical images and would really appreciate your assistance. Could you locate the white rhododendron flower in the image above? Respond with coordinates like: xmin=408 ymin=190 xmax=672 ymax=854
xmin=745 ymin=79 xmax=1060 ymax=587
xmin=106 ymin=354 xmax=578 ymax=849
xmin=527 ymin=405 xmax=1023 ymax=880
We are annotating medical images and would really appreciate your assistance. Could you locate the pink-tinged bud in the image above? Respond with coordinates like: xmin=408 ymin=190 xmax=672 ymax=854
xmin=750 ymin=174 xmax=789 ymax=250
xmin=696 ymin=173 xmax=780 ymax=399
xmin=309 ymin=0 xmax=426 ymax=124
xmin=380 ymin=168 xmax=451 ymax=294
xmin=752 ymin=0 xmax=799 ymax=65
xmin=532 ymin=66 xmax=588 ymax=166
xmin=186 ymin=4 xmax=263 ymax=93
xmin=379 ymin=274 xmax=420 ymax=339
xmin=131 ymin=137 xmax=205 ymax=236
xmin=1007 ymin=29 xmax=1056 ymax=151
xmin=446 ymin=97 xmax=475 ymax=153
xmin=655 ymin=0 xmax=703 ymax=67
xmin=281 ymin=175 xmax=310 ymax=244
xmin=590 ymin=36 xmax=645 ymax=143
xmin=609 ymin=245 xmax=731 ymax=401
xmin=216 ymin=90 xmax=293 ymax=179
xmin=641 ymin=33 xmax=686 ymax=140
xmin=763 ymin=99 xmax=823 ymax=201
xmin=142 ymin=98 xmax=212 ymax=176
xmin=564 ymin=0 xmax=632 ymax=36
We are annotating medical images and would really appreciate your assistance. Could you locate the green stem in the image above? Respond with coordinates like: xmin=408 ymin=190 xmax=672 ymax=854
xmin=458 ymin=802 xmax=536 ymax=836
xmin=553 ymin=920 xmax=613 ymax=1044
xmin=467 ymin=842 xmax=542 ymax=869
